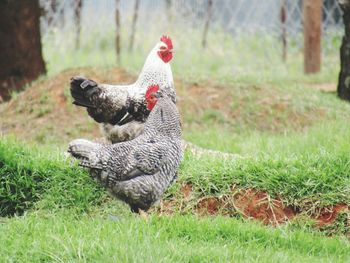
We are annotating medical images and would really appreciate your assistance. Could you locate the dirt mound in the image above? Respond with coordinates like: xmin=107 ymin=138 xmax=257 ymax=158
xmin=179 ymin=82 xmax=327 ymax=133
xmin=159 ymin=184 xmax=349 ymax=230
xmin=0 ymin=68 xmax=135 ymax=144
xmin=0 ymin=67 xmax=328 ymax=145
xmin=231 ymin=189 xmax=295 ymax=224
xmin=316 ymin=204 xmax=349 ymax=226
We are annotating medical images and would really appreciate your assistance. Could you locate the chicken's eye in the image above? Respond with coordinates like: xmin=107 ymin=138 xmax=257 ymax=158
xmin=159 ymin=46 xmax=167 ymax=51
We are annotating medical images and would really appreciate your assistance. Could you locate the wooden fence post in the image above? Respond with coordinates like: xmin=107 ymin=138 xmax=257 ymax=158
xmin=303 ymin=0 xmax=322 ymax=74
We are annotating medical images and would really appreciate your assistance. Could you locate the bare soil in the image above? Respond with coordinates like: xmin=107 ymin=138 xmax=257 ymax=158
xmin=160 ymin=184 xmax=349 ymax=228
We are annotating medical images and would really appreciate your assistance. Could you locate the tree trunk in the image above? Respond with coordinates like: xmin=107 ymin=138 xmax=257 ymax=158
xmin=202 ymin=0 xmax=213 ymax=48
xmin=280 ymin=0 xmax=287 ymax=62
xmin=74 ymin=0 xmax=83 ymax=49
xmin=129 ymin=0 xmax=140 ymax=53
xmin=165 ymin=0 xmax=173 ymax=23
xmin=0 ymin=0 xmax=46 ymax=101
xmin=115 ymin=0 xmax=121 ymax=65
xmin=337 ymin=0 xmax=350 ymax=100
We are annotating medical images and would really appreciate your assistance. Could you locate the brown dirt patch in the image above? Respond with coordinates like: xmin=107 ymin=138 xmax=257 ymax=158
xmin=316 ymin=204 xmax=349 ymax=226
xmin=157 ymin=186 xmax=349 ymax=229
xmin=180 ymin=183 xmax=193 ymax=200
xmin=179 ymin=81 xmax=327 ymax=133
xmin=197 ymin=197 xmax=220 ymax=215
xmin=178 ymin=82 xmax=232 ymax=113
xmin=232 ymin=189 xmax=295 ymax=224
xmin=192 ymin=189 xmax=295 ymax=225
xmin=0 ymin=68 xmax=135 ymax=144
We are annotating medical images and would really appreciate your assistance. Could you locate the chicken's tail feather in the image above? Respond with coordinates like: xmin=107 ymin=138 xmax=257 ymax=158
xmin=68 ymin=139 xmax=102 ymax=169
xmin=70 ymin=76 xmax=99 ymax=108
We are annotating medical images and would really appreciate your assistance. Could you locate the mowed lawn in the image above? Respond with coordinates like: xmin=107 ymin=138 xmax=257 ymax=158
xmin=1 ymin=211 xmax=350 ymax=263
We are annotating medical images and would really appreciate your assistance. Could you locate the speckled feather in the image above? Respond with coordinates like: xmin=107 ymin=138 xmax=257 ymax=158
xmin=68 ymin=96 xmax=183 ymax=212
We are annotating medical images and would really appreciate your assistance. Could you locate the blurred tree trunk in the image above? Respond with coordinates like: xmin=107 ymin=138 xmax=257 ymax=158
xmin=202 ymin=0 xmax=213 ymax=48
xmin=337 ymin=0 xmax=350 ymax=100
xmin=280 ymin=0 xmax=287 ymax=62
xmin=165 ymin=0 xmax=173 ymax=22
xmin=44 ymin=0 xmax=65 ymax=28
xmin=129 ymin=0 xmax=140 ymax=53
xmin=74 ymin=0 xmax=83 ymax=49
xmin=115 ymin=0 xmax=121 ymax=65
xmin=0 ymin=0 xmax=46 ymax=101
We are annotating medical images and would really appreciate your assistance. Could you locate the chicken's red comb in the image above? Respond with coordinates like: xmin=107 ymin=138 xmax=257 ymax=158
xmin=145 ymin=84 xmax=160 ymax=99
xmin=160 ymin=35 xmax=173 ymax=50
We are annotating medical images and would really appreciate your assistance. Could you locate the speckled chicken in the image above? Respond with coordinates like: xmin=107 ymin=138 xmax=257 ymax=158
xmin=70 ymin=35 xmax=175 ymax=143
xmin=68 ymin=85 xmax=183 ymax=212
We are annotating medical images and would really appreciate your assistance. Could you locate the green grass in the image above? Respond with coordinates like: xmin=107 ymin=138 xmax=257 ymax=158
xmin=184 ymin=119 xmax=350 ymax=157
xmin=0 ymin=138 xmax=106 ymax=216
xmin=183 ymin=80 xmax=350 ymax=156
xmin=1 ymin=211 xmax=349 ymax=263
xmin=0 ymin=134 xmax=350 ymax=215
xmin=1 ymin=133 xmax=350 ymax=221
xmin=175 ymin=150 xmax=350 ymax=210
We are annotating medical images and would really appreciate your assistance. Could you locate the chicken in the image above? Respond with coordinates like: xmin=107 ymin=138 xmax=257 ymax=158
xmin=70 ymin=35 xmax=175 ymax=143
xmin=68 ymin=84 xmax=183 ymax=212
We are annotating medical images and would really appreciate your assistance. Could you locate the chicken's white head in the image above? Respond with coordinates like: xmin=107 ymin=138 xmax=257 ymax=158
xmin=157 ymin=35 xmax=173 ymax=63
xmin=135 ymin=35 xmax=174 ymax=93
xmin=145 ymin=35 xmax=174 ymax=64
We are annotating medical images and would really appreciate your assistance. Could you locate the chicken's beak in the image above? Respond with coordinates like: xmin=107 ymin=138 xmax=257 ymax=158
xmin=169 ymin=49 xmax=174 ymax=54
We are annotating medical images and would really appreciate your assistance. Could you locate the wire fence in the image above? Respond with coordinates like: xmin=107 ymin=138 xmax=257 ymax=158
xmin=39 ymin=0 xmax=343 ymax=80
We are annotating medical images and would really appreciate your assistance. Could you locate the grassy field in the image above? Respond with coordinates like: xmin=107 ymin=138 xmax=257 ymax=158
xmin=1 ymin=30 xmax=350 ymax=261
xmin=1 ymin=211 xmax=350 ymax=263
